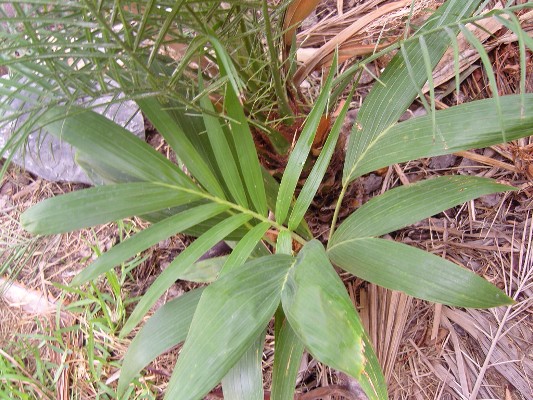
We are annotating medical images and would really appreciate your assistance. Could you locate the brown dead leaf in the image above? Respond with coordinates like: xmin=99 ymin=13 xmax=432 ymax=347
xmin=283 ymin=0 xmax=321 ymax=46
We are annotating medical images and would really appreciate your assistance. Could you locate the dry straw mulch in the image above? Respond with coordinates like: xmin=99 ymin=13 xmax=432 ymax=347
xmin=1 ymin=0 xmax=533 ymax=399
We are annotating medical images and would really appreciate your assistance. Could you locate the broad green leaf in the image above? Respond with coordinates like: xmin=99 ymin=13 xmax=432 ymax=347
xmin=21 ymin=182 xmax=200 ymax=235
xmin=270 ymin=320 xmax=305 ymax=400
xmin=199 ymin=81 xmax=248 ymax=208
xmin=288 ymin=85 xmax=354 ymax=230
xmin=221 ymin=331 xmax=266 ymax=400
xmin=38 ymin=106 xmax=194 ymax=188
xmin=331 ymin=176 xmax=514 ymax=245
xmin=328 ymin=238 xmax=514 ymax=308
xmin=121 ymin=213 xmax=252 ymax=336
xmin=220 ymin=222 xmax=271 ymax=276
xmin=276 ymin=53 xmax=337 ymax=225
xmin=164 ymin=254 xmax=294 ymax=400
xmin=72 ymin=203 xmax=229 ymax=285
xmin=117 ymin=288 xmax=204 ymax=397
xmin=347 ymin=94 xmax=533 ymax=179
xmin=225 ymin=83 xmax=268 ymax=216
xmin=137 ymin=97 xmax=226 ymax=198
xmin=343 ymin=0 xmax=482 ymax=183
xmin=281 ymin=240 xmax=384 ymax=399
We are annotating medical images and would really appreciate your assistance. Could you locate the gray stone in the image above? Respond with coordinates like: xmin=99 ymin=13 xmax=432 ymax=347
xmin=429 ymin=154 xmax=458 ymax=170
xmin=0 ymin=78 xmax=145 ymax=185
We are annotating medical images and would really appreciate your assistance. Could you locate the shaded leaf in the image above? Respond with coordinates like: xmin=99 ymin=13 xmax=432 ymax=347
xmin=270 ymin=320 xmax=305 ymax=400
xmin=288 ymin=86 xmax=354 ymax=230
xmin=224 ymin=83 xmax=268 ymax=216
xmin=222 ymin=331 xmax=266 ymax=400
xmin=220 ymin=222 xmax=271 ymax=276
xmin=328 ymin=237 xmax=514 ymax=308
xmin=276 ymin=53 xmax=337 ymax=224
xmin=38 ymin=106 xmax=194 ymax=188
xmin=138 ymin=97 xmax=226 ymax=197
xmin=186 ymin=256 xmax=227 ymax=283
xmin=199 ymin=80 xmax=248 ymax=207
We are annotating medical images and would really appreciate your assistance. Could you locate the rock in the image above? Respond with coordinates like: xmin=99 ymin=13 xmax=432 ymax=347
xmin=362 ymin=173 xmax=383 ymax=194
xmin=479 ymin=193 xmax=502 ymax=208
xmin=0 ymin=78 xmax=145 ymax=185
xmin=429 ymin=154 xmax=457 ymax=170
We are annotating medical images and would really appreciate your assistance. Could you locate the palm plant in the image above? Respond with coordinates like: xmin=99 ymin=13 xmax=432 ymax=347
xmin=2 ymin=0 xmax=533 ymax=398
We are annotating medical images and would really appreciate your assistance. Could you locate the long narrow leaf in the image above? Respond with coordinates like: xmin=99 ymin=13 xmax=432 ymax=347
xmin=121 ymin=213 xmax=252 ymax=336
xmin=225 ymin=84 xmax=268 ymax=216
xmin=328 ymin=237 xmax=514 ymax=307
xmin=221 ymin=332 xmax=266 ymax=400
xmin=117 ymin=288 xmax=204 ymax=396
xmin=220 ymin=222 xmax=271 ymax=276
xmin=347 ymin=94 xmax=533 ymax=178
xmin=21 ymin=182 xmax=200 ymax=235
xmin=330 ymin=176 xmax=514 ymax=245
xmin=276 ymin=53 xmax=337 ymax=224
xmin=270 ymin=321 xmax=305 ymax=400
xmin=199 ymin=83 xmax=249 ymax=207
xmin=164 ymin=254 xmax=294 ymax=400
xmin=343 ymin=0 xmax=482 ymax=184
xmin=38 ymin=106 xmax=195 ymax=188
xmin=137 ymin=97 xmax=227 ymax=198
xmin=288 ymin=86 xmax=353 ymax=230
xmin=72 ymin=203 xmax=229 ymax=285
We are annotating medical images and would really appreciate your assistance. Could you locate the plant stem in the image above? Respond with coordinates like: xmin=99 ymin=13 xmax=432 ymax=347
xmin=261 ymin=0 xmax=294 ymax=122
xmin=157 ymin=182 xmax=308 ymax=246
xmin=327 ymin=183 xmax=348 ymax=246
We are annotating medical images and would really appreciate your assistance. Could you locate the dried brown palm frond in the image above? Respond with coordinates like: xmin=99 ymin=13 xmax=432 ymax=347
xmin=293 ymin=0 xmax=442 ymax=83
